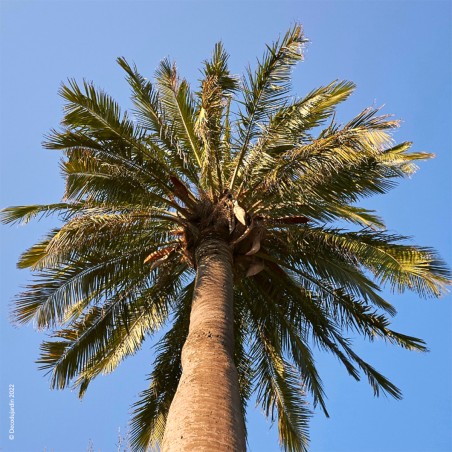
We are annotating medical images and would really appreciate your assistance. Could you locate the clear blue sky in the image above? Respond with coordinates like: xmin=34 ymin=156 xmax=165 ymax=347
xmin=1 ymin=1 xmax=451 ymax=451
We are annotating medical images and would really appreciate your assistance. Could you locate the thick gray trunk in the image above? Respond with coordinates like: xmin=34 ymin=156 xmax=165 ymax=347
xmin=162 ymin=238 xmax=246 ymax=451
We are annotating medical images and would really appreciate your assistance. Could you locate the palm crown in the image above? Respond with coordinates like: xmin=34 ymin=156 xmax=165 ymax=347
xmin=2 ymin=24 xmax=450 ymax=452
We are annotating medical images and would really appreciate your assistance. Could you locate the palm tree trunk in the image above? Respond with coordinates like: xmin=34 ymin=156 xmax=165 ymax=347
xmin=162 ymin=238 xmax=246 ymax=451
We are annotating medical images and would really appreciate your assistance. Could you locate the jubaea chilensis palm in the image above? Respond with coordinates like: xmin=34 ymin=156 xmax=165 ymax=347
xmin=2 ymin=24 xmax=450 ymax=452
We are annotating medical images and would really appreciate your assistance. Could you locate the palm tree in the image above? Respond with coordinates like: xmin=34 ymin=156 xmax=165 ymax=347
xmin=2 ymin=24 xmax=450 ymax=452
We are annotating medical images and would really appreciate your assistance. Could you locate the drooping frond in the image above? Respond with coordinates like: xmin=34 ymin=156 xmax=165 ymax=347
xmin=12 ymin=204 xmax=180 ymax=328
xmin=273 ymin=226 xmax=451 ymax=299
xmin=36 ymin=257 xmax=188 ymax=392
xmin=242 ymin=277 xmax=311 ymax=452
xmin=233 ymin=286 xmax=254 ymax=441
xmin=247 ymin=264 xmax=409 ymax=400
xmin=73 ymin=264 xmax=190 ymax=399
xmin=129 ymin=282 xmax=193 ymax=451
xmin=0 ymin=202 xmax=83 ymax=225
xmin=257 ymin=244 xmax=397 ymax=316
xmin=14 ymin=245 xmax=150 ymax=328
xmin=239 ymin=274 xmax=328 ymax=414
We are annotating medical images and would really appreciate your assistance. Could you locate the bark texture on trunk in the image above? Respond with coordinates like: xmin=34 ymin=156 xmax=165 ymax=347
xmin=162 ymin=238 xmax=246 ymax=452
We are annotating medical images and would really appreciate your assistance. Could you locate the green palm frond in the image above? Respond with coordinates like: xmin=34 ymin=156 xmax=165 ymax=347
xmin=243 ymin=256 xmax=425 ymax=416
xmin=117 ymin=57 xmax=199 ymax=184
xmin=38 ymin=287 xmax=146 ymax=391
xmin=60 ymin=79 xmax=168 ymax=176
xmin=19 ymin=216 xmax=172 ymax=273
xmin=246 ymin=299 xmax=311 ymax=452
xmin=44 ymin=128 xmax=175 ymax=206
xmin=14 ymin=246 xmax=149 ymax=328
xmin=229 ymin=24 xmax=307 ymax=191
xmin=74 ymin=267 xmax=190 ymax=400
xmin=244 ymin=109 xmax=428 ymax=218
xmin=283 ymin=226 xmax=450 ymax=298
xmin=37 ymin=258 xmax=187 ymax=391
xmin=334 ymin=335 xmax=402 ymax=399
xmin=257 ymin=242 xmax=396 ymax=316
xmin=155 ymin=58 xmax=203 ymax=170
xmin=320 ymin=288 xmax=427 ymax=351
xmin=253 ymin=262 xmax=418 ymax=401
xmin=239 ymin=275 xmax=328 ymax=417
xmin=129 ymin=282 xmax=193 ymax=451
xmin=237 ymin=80 xmax=356 ymax=195
xmin=271 ymin=80 xmax=356 ymax=141
xmin=0 ymin=202 xmax=84 ymax=225
xmin=46 ymin=79 xmax=177 ymax=199
xmin=60 ymin=148 xmax=164 ymax=206
xmin=262 ymin=258 xmax=425 ymax=352
xmin=233 ymin=291 xmax=254 ymax=442
xmin=196 ymin=42 xmax=239 ymax=194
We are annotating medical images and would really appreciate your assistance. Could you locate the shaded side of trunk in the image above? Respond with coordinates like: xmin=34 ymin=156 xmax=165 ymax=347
xmin=162 ymin=238 xmax=246 ymax=451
